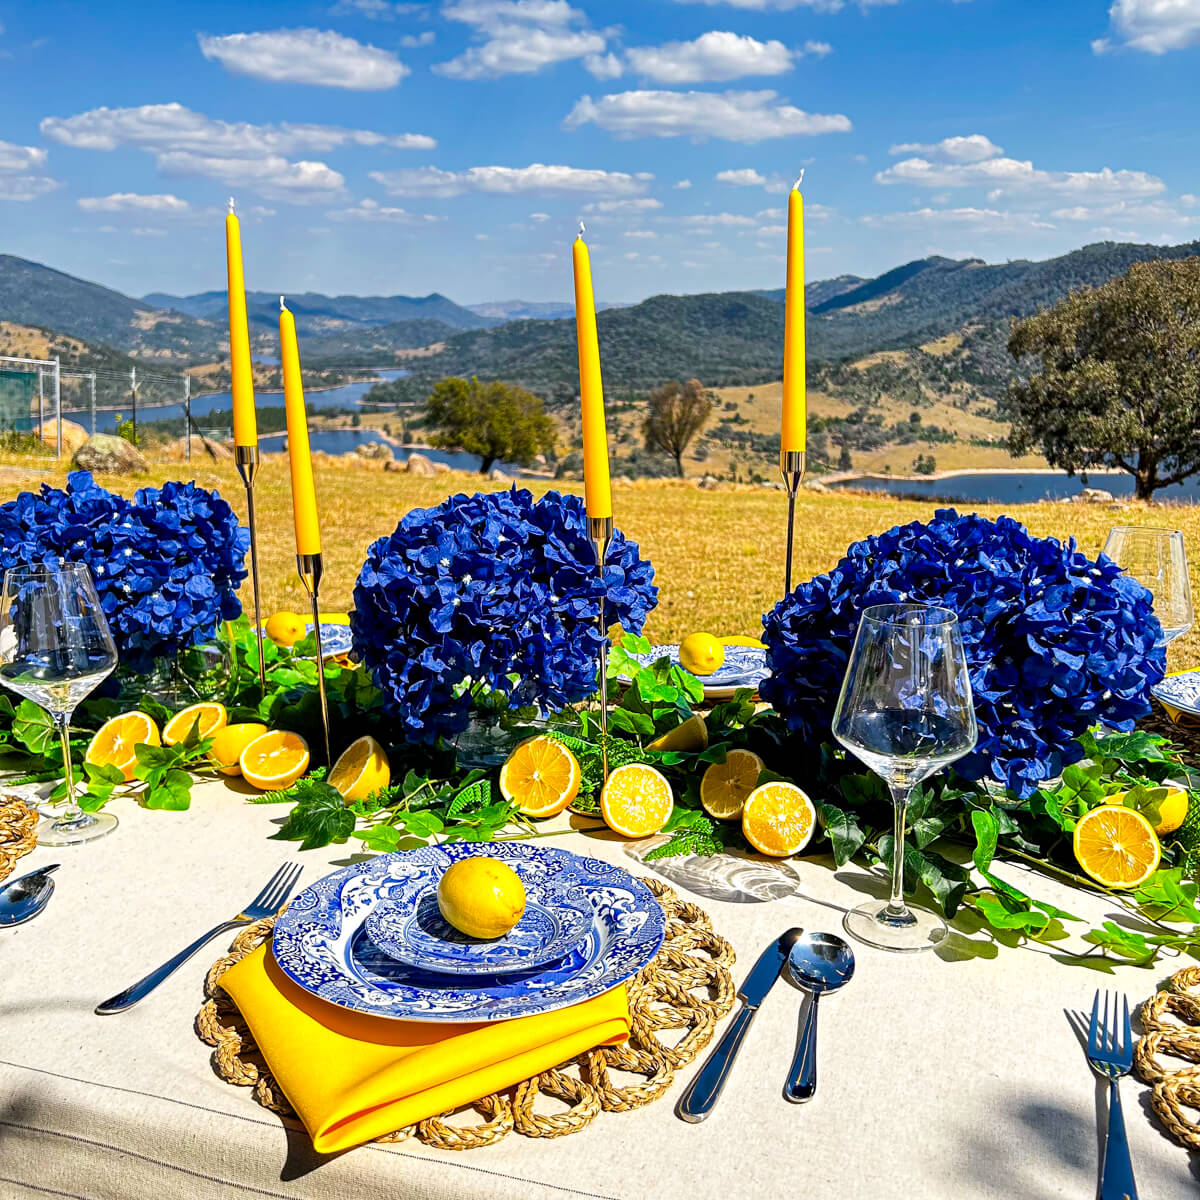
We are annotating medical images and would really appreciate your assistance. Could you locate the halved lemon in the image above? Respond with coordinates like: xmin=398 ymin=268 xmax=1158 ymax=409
xmin=239 ymin=730 xmax=310 ymax=791
xmin=208 ymin=722 xmax=268 ymax=777
xmin=700 ymin=749 xmax=764 ymax=820
xmin=1074 ymin=805 xmax=1161 ymax=889
xmin=329 ymin=735 xmax=391 ymax=803
xmin=647 ymin=714 xmax=709 ymax=753
xmin=85 ymin=711 xmax=161 ymax=782
xmin=162 ymin=702 xmax=228 ymax=746
xmin=499 ymin=735 xmax=581 ymax=818
xmin=721 ymin=635 xmax=766 ymax=649
xmin=742 ymin=781 xmax=816 ymax=857
xmin=600 ymin=763 xmax=674 ymax=839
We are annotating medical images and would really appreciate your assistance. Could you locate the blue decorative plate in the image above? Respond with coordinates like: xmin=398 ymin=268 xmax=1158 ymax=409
xmin=625 ymin=643 xmax=769 ymax=700
xmin=271 ymin=843 xmax=665 ymax=1022
xmin=363 ymin=874 xmax=594 ymax=976
xmin=1153 ymin=671 xmax=1200 ymax=717
xmin=303 ymin=622 xmax=354 ymax=659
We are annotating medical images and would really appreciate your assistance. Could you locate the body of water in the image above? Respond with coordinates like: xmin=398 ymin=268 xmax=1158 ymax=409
xmin=831 ymin=471 xmax=1200 ymax=506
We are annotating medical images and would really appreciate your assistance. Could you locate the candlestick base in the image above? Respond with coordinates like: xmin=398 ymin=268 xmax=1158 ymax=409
xmin=587 ymin=516 xmax=614 ymax=781
xmin=296 ymin=552 xmax=332 ymax=769
xmin=235 ymin=445 xmax=267 ymax=692
xmin=779 ymin=450 xmax=807 ymax=598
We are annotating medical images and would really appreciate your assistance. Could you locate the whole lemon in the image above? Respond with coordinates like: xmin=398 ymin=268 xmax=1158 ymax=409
xmin=209 ymin=722 xmax=268 ymax=776
xmin=1109 ymin=786 xmax=1191 ymax=836
xmin=679 ymin=632 xmax=725 ymax=677
xmin=437 ymin=858 xmax=527 ymax=940
xmin=265 ymin=611 xmax=307 ymax=647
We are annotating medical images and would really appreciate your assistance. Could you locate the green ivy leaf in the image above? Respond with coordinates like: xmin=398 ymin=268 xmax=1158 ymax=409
xmin=270 ymin=782 xmax=356 ymax=850
xmin=816 ymin=802 xmax=865 ymax=865
xmin=142 ymin=768 xmax=193 ymax=811
xmin=1132 ymin=868 xmax=1200 ymax=923
xmin=1083 ymin=921 xmax=1157 ymax=965
xmin=13 ymin=701 xmax=57 ymax=755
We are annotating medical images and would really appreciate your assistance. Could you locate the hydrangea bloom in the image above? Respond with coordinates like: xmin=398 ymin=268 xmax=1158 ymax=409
xmin=0 ymin=471 xmax=249 ymax=673
xmin=351 ymin=488 xmax=658 ymax=742
xmin=760 ymin=509 xmax=1164 ymax=797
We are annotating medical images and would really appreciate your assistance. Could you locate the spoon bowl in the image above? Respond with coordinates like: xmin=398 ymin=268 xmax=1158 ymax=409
xmin=784 ymin=931 xmax=855 ymax=1103
xmin=0 ymin=864 xmax=59 ymax=927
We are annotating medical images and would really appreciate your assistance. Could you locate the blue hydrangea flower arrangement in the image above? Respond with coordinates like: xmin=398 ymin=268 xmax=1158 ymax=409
xmin=760 ymin=509 xmax=1164 ymax=797
xmin=351 ymin=488 xmax=658 ymax=742
xmin=0 ymin=471 xmax=249 ymax=674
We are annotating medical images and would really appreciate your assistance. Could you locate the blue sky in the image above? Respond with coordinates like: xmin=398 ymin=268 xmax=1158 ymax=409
xmin=2 ymin=0 xmax=1198 ymax=305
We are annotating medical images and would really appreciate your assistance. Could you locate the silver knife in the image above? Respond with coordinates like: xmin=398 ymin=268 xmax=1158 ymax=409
xmin=677 ymin=927 xmax=804 ymax=1123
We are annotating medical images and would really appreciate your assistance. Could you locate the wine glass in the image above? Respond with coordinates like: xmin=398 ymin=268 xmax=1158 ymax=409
xmin=1102 ymin=526 xmax=1193 ymax=647
xmin=0 ymin=562 xmax=120 ymax=845
xmin=832 ymin=603 xmax=977 ymax=953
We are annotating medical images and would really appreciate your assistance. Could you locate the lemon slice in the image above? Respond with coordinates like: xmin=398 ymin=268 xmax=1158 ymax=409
xmin=1074 ymin=805 xmax=1161 ymax=888
xmin=499 ymin=735 xmax=580 ymax=818
xmin=162 ymin=702 xmax=227 ymax=746
xmin=328 ymin=735 xmax=391 ymax=802
xmin=600 ymin=763 xmax=674 ymax=838
xmin=239 ymin=730 xmax=310 ymax=791
xmin=647 ymin=714 xmax=709 ymax=753
xmin=700 ymin=749 xmax=764 ymax=820
xmin=85 ymin=711 xmax=161 ymax=782
xmin=742 ymin=781 xmax=816 ymax=857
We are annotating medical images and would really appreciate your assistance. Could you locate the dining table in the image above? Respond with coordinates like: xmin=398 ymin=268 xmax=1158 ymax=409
xmin=0 ymin=774 xmax=1196 ymax=1200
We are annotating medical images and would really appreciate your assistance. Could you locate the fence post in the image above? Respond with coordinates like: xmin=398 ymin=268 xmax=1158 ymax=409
xmin=37 ymin=368 xmax=44 ymax=442
xmin=184 ymin=373 xmax=192 ymax=462
xmin=54 ymin=357 xmax=62 ymax=458
xmin=89 ymin=372 xmax=96 ymax=436
xmin=130 ymin=366 xmax=137 ymax=445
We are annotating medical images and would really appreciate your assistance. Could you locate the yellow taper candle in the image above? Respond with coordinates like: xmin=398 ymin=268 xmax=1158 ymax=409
xmin=279 ymin=298 xmax=321 ymax=556
xmin=781 ymin=179 xmax=807 ymax=453
xmin=225 ymin=200 xmax=257 ymax=447
xmin=572 ymin=228 xmax=612 ymax=519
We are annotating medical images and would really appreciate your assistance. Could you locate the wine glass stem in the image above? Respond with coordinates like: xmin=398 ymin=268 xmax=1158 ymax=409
xmin=886 ymin=783 xmax=911 ymax=918
xmin=56 ymin=712 xmax=82 ymax=825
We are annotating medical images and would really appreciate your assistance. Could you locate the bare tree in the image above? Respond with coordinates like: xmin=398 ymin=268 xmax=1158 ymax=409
xmin=643 ymin=378 xmax=713 ymax=477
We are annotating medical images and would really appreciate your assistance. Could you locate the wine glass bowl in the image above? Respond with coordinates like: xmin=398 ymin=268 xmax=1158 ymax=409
xmin=1102 ymin=526 xmax=1193 ymax=647
xmin=832 ymin=603 xmax=977 ymax=953
xmin=0 ymin=562 xmax=120 ymax=846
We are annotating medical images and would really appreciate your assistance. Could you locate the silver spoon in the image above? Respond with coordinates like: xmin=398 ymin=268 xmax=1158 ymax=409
xmin=0 ymin=864 xmax=59 ymax=927
xmin=783 ymin=931 xmax=855 ymax=1103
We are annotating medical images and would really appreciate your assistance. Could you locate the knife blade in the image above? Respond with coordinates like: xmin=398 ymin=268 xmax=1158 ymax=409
xmin=677 ymin=927 xmax=803 ymax=1123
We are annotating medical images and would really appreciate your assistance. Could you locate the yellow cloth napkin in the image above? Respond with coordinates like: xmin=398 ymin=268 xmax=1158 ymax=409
xmin=219 ymin=945 xmax=631 ymax=1154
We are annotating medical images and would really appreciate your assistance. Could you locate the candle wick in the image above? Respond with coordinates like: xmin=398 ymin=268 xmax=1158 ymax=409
xmin=578 ymin=219 xmax=586 ymax=237
xmin=279 ymin=295 xmax=286 ymax=311
xmin=228 ymin=196 xmax=235 ymax=214
xmin=793 ymin=169 xmax=805 ymax=191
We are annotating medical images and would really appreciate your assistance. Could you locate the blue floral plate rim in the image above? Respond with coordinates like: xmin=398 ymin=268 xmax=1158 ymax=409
xmin=362 ymin=873 xmax=594 ymax=977
xmin=271 ymin=842 xmax=665 ymax=1022
xmin=1152 ymin=670 xmax=1200 ymax=716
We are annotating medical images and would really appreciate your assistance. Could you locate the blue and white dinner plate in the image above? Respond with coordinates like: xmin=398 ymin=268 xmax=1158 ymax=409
xmin=1153 ymin=670 xmax=1200 ymax=717
xmin=363 ymin=872 xmax=594 ymax=977
xmin=625 ymin=643 xmax=769 ymax=700
xmin=259 ymin=621 xmax=354 ymax=660
xmin=272 ymin=843 xmax=665 ymax=1022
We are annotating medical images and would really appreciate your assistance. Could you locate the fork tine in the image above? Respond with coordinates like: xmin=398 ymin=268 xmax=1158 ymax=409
xmin=1087 ymin=989 xmax=1101 ymax=1057
xmin=1122 ymin=993 xmax=1132 ymax=1058
xmin=262 ymin=863 xmax=301 ymax=913
xmin=1105 ymin=990 xmax=1114 ymax=1053
xmin=247 ymin=863 xmax=290 ymax=910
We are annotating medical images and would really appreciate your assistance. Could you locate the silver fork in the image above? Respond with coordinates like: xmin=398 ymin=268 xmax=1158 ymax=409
xmin=1087 ymin=989 xmax=1139 ymax=1200
xmin=95 ymin=862 xmax=302 ymax=1015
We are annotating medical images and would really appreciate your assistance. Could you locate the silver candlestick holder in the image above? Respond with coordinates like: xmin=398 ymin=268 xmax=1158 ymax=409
xmin=780 ymin=449 xmax=807 ymax=596
xmin=296 ymin=552 xmax=332 ymax=768
xmin=234 ymin=445 xmax=267 ymax=692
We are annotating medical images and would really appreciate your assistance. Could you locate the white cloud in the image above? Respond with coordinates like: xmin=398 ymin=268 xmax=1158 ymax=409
xmin=876 ymin=154 xmax=1165 ymax=200
xmin=584 ymin=52 xmax=623 ymax=78
xmin=159 ymin=153 xmax=346 ymax=201
xmin=803 ymin=39 xmax=833 ymax=56
xmin=435 ymin=0 xmax=605 ymax=79
xmin=401 ymin=31 xmax=436 ymax=46
xmin=671 ymin=0 xmax=875 ymax=9
xmin=564 ymin=89 xmax=852 ymax=142
xmin=0 ymin=141 xmax=47 ymax=171
xmin=756 ymin=224 xmax=786 ymax=235
xmin=861 ymin=207 xmax=1057 ymax=232
xmin=623 ymin=31 xmax=793 ymax=84
xmin=1094 ymin=0 xmax=1200 ymax=53
xmin=624 ymin=229 xmax=658 ymax=238
xmin=78 ymin=192 xmax=190 ymax=213
xmin=0 ymin=174 xmax=59 ymax=201
xmin=715 ymin=166 xmax=791 ymax=192
xmin=331 ymin=0 xmax=426 ymax=16
xmin=198 ymin=28 xmax=409 ymax=89
xmin=888 ymin=134 xmax=1003 ymax=162
xmin=329 ymin=198 xmax=442 ymax=222
xmin=0 ymin=140 xmax=57 ymax=201
xmin=675 ymin=178 xmax=692 ymax=189
xmin=530 ymin=210 xmax=551 ymax=220
xmin=680 ymin=212 xmax=757 ymax=226
xmin=371 ymin=162 xmax=650 ymax=197
xmin=582 ymin=196 xmax=663 ymax=212
xmin=1049 ymin=198 xmax=1200 ymax=227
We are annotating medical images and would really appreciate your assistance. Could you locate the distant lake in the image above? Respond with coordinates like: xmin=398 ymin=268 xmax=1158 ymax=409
xmin=830 ymin=471 xmax=1200 ymax=506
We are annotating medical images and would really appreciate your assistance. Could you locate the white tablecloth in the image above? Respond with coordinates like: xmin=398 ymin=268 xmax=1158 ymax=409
xmin=0 ymin=778 xmax=1195 ymax=1199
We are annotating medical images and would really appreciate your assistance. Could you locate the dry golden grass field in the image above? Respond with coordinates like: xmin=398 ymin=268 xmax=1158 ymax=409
xmin=4 ymin=452 xmax=1200 ymax=672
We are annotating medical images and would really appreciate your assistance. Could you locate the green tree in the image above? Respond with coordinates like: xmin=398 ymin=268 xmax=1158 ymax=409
xmin=1005 ymin=258 xmax=1200 ymax=500
xmin=643 ymin=378 xmax=713 ymax=477
xmin=425 ymin=376 xmax=556 ymax=474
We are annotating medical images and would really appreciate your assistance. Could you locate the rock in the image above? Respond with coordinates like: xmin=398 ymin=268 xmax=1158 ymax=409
xmin=803 ymin=478 xmax=830 ymax=493
xmin=1079 ymin=487 xmax=1114 ymax=502
xmin=433 ymin=461 xmax=451 ymax=474
xmin=489 ymin=467 xmax=510 ymax=482
xmin=697 ymin=474 xmax=721 ymax=490
xmin=72 ymin=434 xmax=148 ymax=475
xmin=35 ymin=419 xmax=89 ymax=457
xmin=384 ymin=459 xmax=405 ymax=472
xmin=405 ymin=452 xmax=437 ymax=477
xmin=355 ymin=440 xmax=394 ymax=461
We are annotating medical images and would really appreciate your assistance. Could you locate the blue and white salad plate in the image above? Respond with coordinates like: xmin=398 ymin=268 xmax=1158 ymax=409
xmin=625 ymin=643 xmax=769 ymax=700
xmin=363 ymin=873 xmax=594 ymax=977
xmin=1153 ymin=671 xmax=1200 ymax=717
xmin=272 ymin=843 xmax=665 ymax=1022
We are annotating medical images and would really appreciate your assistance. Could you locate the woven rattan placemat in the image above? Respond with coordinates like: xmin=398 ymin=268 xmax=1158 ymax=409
xmin=0 ymin=796 xmax=37 ymax=883
xmin=197 ymin=877 xmax=736 ymax=1150
xmin=1136 ymin=965 xmax=1200 ymax=1152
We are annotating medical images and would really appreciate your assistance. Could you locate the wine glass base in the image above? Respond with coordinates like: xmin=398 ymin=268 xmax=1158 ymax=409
xmin=843 ymin=899 xmax=947 ymax=954
xmin=36 ymin=811 xmax=118 ymax=846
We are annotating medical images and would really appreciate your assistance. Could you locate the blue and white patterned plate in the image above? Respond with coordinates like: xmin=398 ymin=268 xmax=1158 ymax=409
xmin=272 ymin=843 xmax=665 ymax=1022
xmin=624 ymin=643 xmax=769 ymax=700
xmin=1153 ymin=671 xmax=1200 ymax=717
xmin=258 ymin=621 xmax=354 ymax=659
xmin=363 ymin=874 xmax=594 ymax=976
